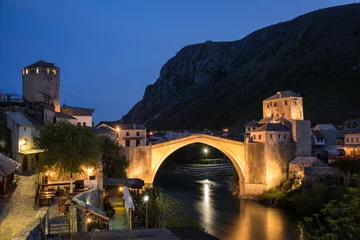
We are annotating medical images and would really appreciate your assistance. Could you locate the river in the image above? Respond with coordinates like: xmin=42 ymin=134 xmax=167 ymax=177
xmin=154 ymin=173 xmax=300 ymax=240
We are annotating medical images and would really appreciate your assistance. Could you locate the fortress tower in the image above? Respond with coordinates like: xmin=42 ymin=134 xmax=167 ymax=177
xmin=22 ymin=60 xmax=60 ymax=112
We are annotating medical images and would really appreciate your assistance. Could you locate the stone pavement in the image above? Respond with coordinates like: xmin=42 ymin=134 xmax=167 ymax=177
xmin=0 ymin=173 xmax=44 ymax=240
xmin=109 ymin=197 xmax=127 ymax=230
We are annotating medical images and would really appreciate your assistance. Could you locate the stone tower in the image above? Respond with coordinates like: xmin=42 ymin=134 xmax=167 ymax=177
xmin=22 ymin=60 xmax=60 ymax=112
xmin=262 ymin=90 xmax=311 ymax=156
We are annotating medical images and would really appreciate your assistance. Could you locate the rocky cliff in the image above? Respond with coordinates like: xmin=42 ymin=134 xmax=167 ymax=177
xmin=122 ymin=4 xmax=360 ymax=130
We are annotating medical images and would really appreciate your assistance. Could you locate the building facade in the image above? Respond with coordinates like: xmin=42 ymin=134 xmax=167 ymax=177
xmin=22 ymin=61 xmax=60 ymax=112
xmin=6 ymin=111 xmax=44 ymax=171
xmin=118 ymin=124 xmax=147 ymax=147
xmin=61 ymin=105 xmax=94 ymax=127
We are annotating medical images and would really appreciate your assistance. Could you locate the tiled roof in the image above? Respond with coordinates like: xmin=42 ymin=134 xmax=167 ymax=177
xmin=90 ymin=126 xmax=116 ymax=135
xmin=25 ymin=60 xmax=59 ymax=69
xmin=289 ymin=157 xmax=324 ymax=166
xmin=312 ymin=130 xmax=324 ymax=138
xmin=97 ymin=121 xmax=119 ymax=129
xmin=121 ymin=124 xmax=146 ymax=130
xmin=264 ymin=90 xmax=300 ymax=101
xmin=0 ymin=153 xmax=21 ymax=177
xmin=344 ymin=118 xmax=360 ymax=124
xmin=61 ymin=105 xmax=94 ymax=116
xmin=252 ymin=123 xmax=289 ymax=132
xmin=55 ymin=112 xmax=77 ymax=119
xmin=304 ymin=166 xmax=345 ymax=176
xmin=6 ymin=111 xmax=41 ymax=127
xmin=344 ymin=127 xmax=360 ymax=134
xmin=243 ymin=120 xmax=259 ymax=127
xmin=314 ymin=124 xmax=336 ymax=131
xmin=258 ymin=117 xmax=275 ymax=124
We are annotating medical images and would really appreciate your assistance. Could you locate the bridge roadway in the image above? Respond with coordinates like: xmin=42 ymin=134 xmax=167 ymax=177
xmin=125 ymin=134 xmax=293 ymax=196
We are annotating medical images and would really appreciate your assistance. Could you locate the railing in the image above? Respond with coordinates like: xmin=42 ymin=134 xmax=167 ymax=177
xmin=334 ymin=155 xmax=360 ymax=160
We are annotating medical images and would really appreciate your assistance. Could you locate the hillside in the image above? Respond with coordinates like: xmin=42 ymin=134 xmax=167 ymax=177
xmin=121 ymin=4 xmax=360 ymax=130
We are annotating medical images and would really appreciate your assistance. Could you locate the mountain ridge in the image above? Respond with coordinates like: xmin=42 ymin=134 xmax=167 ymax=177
xmin=121 ymin=3 xmax=360 ymax=130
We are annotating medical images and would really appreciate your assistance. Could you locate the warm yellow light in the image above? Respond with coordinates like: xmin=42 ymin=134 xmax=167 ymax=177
xmin=87 ymin=218 xmax=91 ymax=223
xmin=25 ymin=69 xmax=28 ymax=74
xmin=223 ymin=128 xmax=228 ymax=132
xmin=149 ymin=131 xmax=153 ymax=136
xmin=19 ymin=140 xmax=25 ymax=146
xmin=46 ymin=68 xmax=50 ymax=74
xmin=36 ymin=68 xmax=39 ymax=74
xmin=87 ymin=168 xmax=92 ymax=175
xmin=119 ymin=186 xmax=123 ymax=192
xmin=116 ymin=126 xmax=120 ymax=132
xmin=45 ymin=171 xmax=49 ymax=176
xmin=52 ymin=70 xmax=56 ymax=75
xmin=203 ymin=148 xmax=208 ymax=154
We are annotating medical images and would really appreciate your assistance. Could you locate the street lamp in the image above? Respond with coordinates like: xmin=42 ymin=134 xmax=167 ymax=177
xmin=144 ymin=195 xmax=149 ymax=228
xmin=203 ymin=148 xmax=209 ymax=160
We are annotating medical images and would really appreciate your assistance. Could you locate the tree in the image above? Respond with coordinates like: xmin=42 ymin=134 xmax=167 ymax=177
xmin=298 ymin=175 xmax=360 ymax=240
xmin=35 ymin=121 xmax=102 ymax=191
xmin=139 ymin=187 xmax=203 ymax=229
xmin=101 ymin=137 xmax=128 ymax=178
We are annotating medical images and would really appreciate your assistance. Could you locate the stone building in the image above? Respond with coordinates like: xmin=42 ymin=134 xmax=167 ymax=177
xmin=289 ymin=157 xmax=324 ymax=179
xmin=304 ymin=166 xmax=347 ymax=187
xmin=243 ymin=120 xmax=259 ymax=137
xmin=247 ymin=90 xmax=311 ymax=157
xmin=6 ymin=111 xmax=43 ymax=171
xmin=311 ymin=124 xmax=337 ymax=160
xmin=22 ymin=61 xmax=60 ymax=112
xmin=61 ymin=105 xmax=94 ymax=127
xmin=343 ymin=128 xmax=360 ymax=157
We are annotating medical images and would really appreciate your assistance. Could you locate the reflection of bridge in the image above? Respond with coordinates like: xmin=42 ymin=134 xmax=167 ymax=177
xmin=125 ymin=134 xmax=294 ymax=196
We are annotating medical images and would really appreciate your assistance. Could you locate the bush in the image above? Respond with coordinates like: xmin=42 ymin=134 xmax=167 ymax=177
xmin=290 ymin=184 xmax=329 ymax=213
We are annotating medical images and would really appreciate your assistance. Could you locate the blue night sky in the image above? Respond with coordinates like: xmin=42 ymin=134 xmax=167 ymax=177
xmin=0 ymin=0 xmax=353 ymax=124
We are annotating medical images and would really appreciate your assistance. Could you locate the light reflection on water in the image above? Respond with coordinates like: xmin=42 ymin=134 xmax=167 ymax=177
xmin=155 ymin=176 xmax=300 ymax=240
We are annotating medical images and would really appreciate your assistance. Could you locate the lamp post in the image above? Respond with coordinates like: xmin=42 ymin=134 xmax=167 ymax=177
xmin=144 ymin=195 xmax=149 ymax=228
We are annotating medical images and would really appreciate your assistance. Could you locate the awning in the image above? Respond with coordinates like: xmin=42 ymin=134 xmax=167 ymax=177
xmin=0 ymin=153 xmax=21 ymax=177
xmin=18 ymin=149 xmax=44 ymax=154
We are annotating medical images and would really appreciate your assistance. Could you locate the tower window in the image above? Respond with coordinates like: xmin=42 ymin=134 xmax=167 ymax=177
xmin=284 ymin=134 xmax=287 ymax=139
xmin=295 ymin=101 xmax=297 ymax=105
xmin=259 ymin=135 xmax=261 ymax=140
xmin=271 ymin=114 xmax=274 ymax=117
xmin=276 ymin=114 xmax=279 ymax=118
xmin=136 ymin=132 xmax=140 ymax=136
xmin=46 ymin=68 xmax=50 ymax=74
xmin=36 ymin=68 xmax=39 ymax=74
xmin=126 ymin=132 xmax=129 ymax=136
xmin=254 ymin=135 xmax=256 ymax=140
xmin=300 ymin=111 xmax=302 ymax=117
xmin=278 ymin=134 xmax=281 ymax=139
xmin=247 ymin=127 xmax=250 ymax=132
xmin=24 ymin=127 xmax=26 ymax=131
xmin=52 ymin=70 xmax=57 ymax=75
xmin=274 ymin=103 xmax=277 ymax=107
xmin=267 ymin=104 xmax=270 ymax=108
xmin=270 ymin=134 xmax=273 ymax=139
xmin=285 ymin=101 xmax=288 ymax=106
xmin=282 ymin=113 xmax=284 ymax=117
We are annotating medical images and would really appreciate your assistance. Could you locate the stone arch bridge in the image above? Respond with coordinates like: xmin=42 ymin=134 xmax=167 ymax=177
xmin=124 ymin=134 xmax=294 ymax=196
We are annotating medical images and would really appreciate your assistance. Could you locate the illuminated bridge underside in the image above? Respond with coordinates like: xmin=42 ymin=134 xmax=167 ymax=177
xmin=125 ymin=134 xmax=293 ymax=196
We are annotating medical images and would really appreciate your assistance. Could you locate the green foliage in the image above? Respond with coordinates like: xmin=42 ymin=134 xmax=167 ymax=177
xmin=101 ymin=137 xmax=129 ymax=178
xmin=298 ymin=175 xmax=360 ymax=240
xmin=35 ymin=121 xmax=102 ymax=177
xmin=140 ymin=187 xmax=204 ymax=229
xmin=259 ymin=187 xmax=287 ymax=201
xmin=291 ymin=184 xmax=330 ymax=213
xmin=329 ymin=159 xmax=360 ymax=175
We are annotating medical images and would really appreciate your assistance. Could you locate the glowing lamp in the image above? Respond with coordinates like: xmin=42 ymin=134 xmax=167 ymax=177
xmin=116 ymin=126 xmax=120 ymax=132
xmin=144 ymin=195 xmax=149 ymax=202
xmin=87 ymin=218 xmax=91 ymax=223
xmin=87 ymin=168 xmax=92 ymax=174
xmin=203 ymin=148 xmax=208 ymax=154
xmin=119 ymin=186 xmax=123 ymax=192
xmin=149 ymin=132 xmax=153 ymax=136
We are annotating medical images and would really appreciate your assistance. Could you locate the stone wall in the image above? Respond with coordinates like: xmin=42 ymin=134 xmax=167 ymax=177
xmin=290 ymin=120 xmax=312 ymax=157
xmin=265 ymin=143 xmax=295 ymax=189
xmin=244 ymin=142 xmax=265 ymax=184
xmin=123 ymin=146 xmax=152 ymax=183
xmin=22 ymin=67 xmax=60 ymax=112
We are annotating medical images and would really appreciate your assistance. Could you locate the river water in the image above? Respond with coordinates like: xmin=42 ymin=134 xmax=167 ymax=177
xmin=154 ymin=173 xmax=300 ymax=240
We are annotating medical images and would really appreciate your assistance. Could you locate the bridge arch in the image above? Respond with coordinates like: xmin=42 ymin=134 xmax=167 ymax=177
xmin=150 ymin=134 xmax=245 ymax=195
